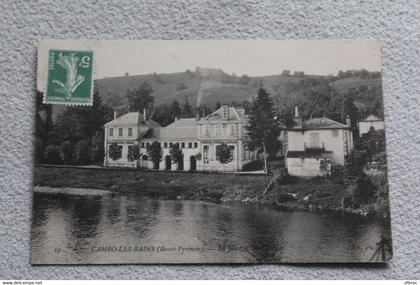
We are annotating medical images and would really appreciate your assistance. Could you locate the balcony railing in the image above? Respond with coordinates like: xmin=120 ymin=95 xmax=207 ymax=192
xmin=304 ymin=142 xmax=326 ymax=153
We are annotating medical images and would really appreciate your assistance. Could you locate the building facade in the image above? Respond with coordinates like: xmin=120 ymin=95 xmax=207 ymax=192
xmin=358 ymin=115 xmax=384 ymax=136
xmin=103 ymin=106 xmax=256 ymax=172
xmin=285 ymin=107 xmax=353 ymax=177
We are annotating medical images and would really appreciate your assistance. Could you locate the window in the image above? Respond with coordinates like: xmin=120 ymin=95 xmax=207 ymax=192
xmin=309 ymin=133 xmax=320 ymax=148
xmin=164 ymin=142 xmax=168 ymax=148
xmin=205 ymin=126 xmax=210 ymax=136
xmin=194 ymin=142 xmax=198 ymax=148
xmin=146 ymin=142 xmax=150 ymax=147
xmin=230 ymin=125 xmax=236 ymax=136
xmin=181 ymin=142 xmax=185 ymax=148
xmin=128 ymin=128 xmax=132 ymax=136
xmin=109 ymin=128 xmax=114 ymax=137
xmin=203 ymin=145 xmax=209 ymax=159
xmin=215 ymin=124 xmax=221 ymax=136
xmin=188 ymin=142 xmax=192 ymax=148
xmin=169 ymin=142 xmax=173 ymax=147
xmin=332 ymin=129 xmax=339 ymax=137
xmin=141 ymin=143 xmax=145 ymax=148
xmin=118 ymin=128 xmax=123 ymax=137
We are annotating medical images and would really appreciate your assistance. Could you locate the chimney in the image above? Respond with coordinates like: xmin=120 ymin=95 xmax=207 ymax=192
xmin=293 ymin=106 xmax=302 ymax=128
xmin=195 ymin=108 xmax=200 ymax=121
xmin=143 ymin=108 xmax=148 ymax=120
xmin=221 ymin=105 xmax=229 ymax=120
xmin=113 ymin=110 xmax=117 ymax=119
xmin=346 ymin=115 xmax=351 ymax=127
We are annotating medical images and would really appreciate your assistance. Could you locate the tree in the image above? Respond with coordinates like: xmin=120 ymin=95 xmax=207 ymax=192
xmin=60 ymin=140 xmax=74 ymax=164
xmin=216 ymin=143 xmax=233 ymax=165
xmin=182 ymin=96 xmax=193 ymax=118
xmin=170 ymin=100 xmax=182 ymax=118
xmin=128 ymin=144 xmax=141 ymax=162
xmin=73 ymin=139 xmax=91 ymax=165
xmin=108 ymin=142 xmax=121 ymax=161
xmin=35 ymin=91 xmax=53 ymax=162
xmin=239 ymin=74 xmax=250 ymax=85
xmin=245 ymin=86 xmax=281 ymax=174
xmin=169 ymin=143 xmax=183 ymax=164
xmin=215 ymin=101 xmax=221 ymax=110
xmin=127 ymin=81 xmax=154 ymax=112
xmin=44 ymin=145 xmax=62 ymax=165
xmin=89 ymin=131 xmax=105 ymax=163
xmin=146 ymin=141 xmax=163 ymax=169
xmin=54 ymin=85 xmax=111 ymax=165
xmin=152 ymin=104 xmax=174 ymax=126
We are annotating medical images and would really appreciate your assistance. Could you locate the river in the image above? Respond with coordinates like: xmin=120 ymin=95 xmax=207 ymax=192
xmin=31 ymin=190 xmax=392 ymax=264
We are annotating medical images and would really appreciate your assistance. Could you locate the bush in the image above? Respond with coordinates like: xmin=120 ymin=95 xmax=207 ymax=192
xmin=60 ymin=141 xmax=74 ymax=164
xmin=331 ymin=164 xmax=345 ymax=184
xmin=276 ymin=174 xmax=299 ymax=185
xmin=354 ymin=173 xmax=377 ymax=203
xmin=44 ymin=145 xmax=62 ymax=165
xmin=242 ymin=160 xmax=264 ymax=171
xmin=277 ymin=193 xmax=296 ymax=203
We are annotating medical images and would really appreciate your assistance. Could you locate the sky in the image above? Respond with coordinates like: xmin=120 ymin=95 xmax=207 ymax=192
xmin=37 ymin=40 xmax=382 ymax=91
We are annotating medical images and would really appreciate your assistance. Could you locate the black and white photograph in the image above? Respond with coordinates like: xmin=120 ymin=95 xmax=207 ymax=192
xmin=31 ymin=40 xmax=392 ymax=264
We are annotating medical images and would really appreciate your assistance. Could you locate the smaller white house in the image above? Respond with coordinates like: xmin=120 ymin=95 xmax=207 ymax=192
xmin=103 ymin=109 xmax=161 ymax=168
xmin=358 ymin=115 xmax=384 ymax=136
xmin=286 ymin=107 xmax=353 ymax=177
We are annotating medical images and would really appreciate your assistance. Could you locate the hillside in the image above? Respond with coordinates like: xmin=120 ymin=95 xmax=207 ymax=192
xmin=95 ymin=68 xmax=383 ymax=118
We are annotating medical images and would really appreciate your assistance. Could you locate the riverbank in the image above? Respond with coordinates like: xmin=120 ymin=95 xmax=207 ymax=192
xmin=33 ymin=166 xmax=381 ymax=218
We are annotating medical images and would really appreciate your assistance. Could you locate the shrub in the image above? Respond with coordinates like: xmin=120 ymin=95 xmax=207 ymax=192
xmin=331 ymin=163 xmax=345 ymax=184
xmin=277 ymin=193 xmax=296 ymax=203
xmin=60 ymin=141 xmax=74 ymax=164
xmin=44 ymin=145 xmax=62 ymax=165
xmin=354 ymin=173 xmax=377 ymax=203
xmin=276 ymin=174 xmax=299 ymax=185
xmin=242 ymin=160 xmax=264 ymax=171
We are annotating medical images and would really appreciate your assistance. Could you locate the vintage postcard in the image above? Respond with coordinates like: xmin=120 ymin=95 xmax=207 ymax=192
xmin=32 ymin=40 xmax=392 ymax=264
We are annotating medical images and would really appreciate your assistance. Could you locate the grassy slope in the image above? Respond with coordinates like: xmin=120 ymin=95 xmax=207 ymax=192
xmin=96 ymin=71 xmax=382 ymax=110
xmin=34 ymin=166 xmax=271 ymax=201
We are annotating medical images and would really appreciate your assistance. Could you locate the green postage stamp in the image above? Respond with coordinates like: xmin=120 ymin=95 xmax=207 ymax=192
xmin=44 ymin=49 xmax=94 ymax=105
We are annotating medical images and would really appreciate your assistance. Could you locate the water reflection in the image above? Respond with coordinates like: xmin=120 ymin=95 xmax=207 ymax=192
xmin=31 ymin=191 xmax=391 ymax=264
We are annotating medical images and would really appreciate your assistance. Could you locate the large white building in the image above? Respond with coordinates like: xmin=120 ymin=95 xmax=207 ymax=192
xmin=285 ymin=107 xmax=353 ymax=177
xmin=103 ymin=106 xmax=257 ymax=172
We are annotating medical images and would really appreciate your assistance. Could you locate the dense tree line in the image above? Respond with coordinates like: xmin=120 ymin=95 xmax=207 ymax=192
xmin=35 ymin=85 xmax=112 ymax=165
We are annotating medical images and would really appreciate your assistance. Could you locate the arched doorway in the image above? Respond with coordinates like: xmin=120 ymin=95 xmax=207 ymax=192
xmin=140 ymin=154 xmax=149 ymax=169
xmin=165 ymin=155 xmax=171 ymax=170
xmin=190 ymin=156 xmax=196 ymax=171
xmin=178 ymin=156 xmax=184 ymax=171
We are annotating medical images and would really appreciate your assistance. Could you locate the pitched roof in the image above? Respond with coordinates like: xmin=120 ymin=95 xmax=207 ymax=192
xmin=144 ymin=118 xmax=198 ymax=140
xmin=300 ymin=117 xmax=349 ymax=130
xmin=362 ymin=115 xmax=383 ymax=122
xmin=199 ymin=107 xmax=246 ymax=122
xmin=105 ymin=112 xmax=161 ymax=127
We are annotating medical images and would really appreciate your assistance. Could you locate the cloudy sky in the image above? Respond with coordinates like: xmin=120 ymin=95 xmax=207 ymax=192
xmin=37 ymin=40 xmax=381 ymax=91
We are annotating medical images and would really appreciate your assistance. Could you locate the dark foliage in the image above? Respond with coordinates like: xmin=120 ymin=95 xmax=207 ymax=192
xmin=242 ymin=160 xmax=264 ymax=171
xmin=127 ymin=81 xmax=154 ymax=112
xmin=215 ymin=143 xmax=233 ymax=164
